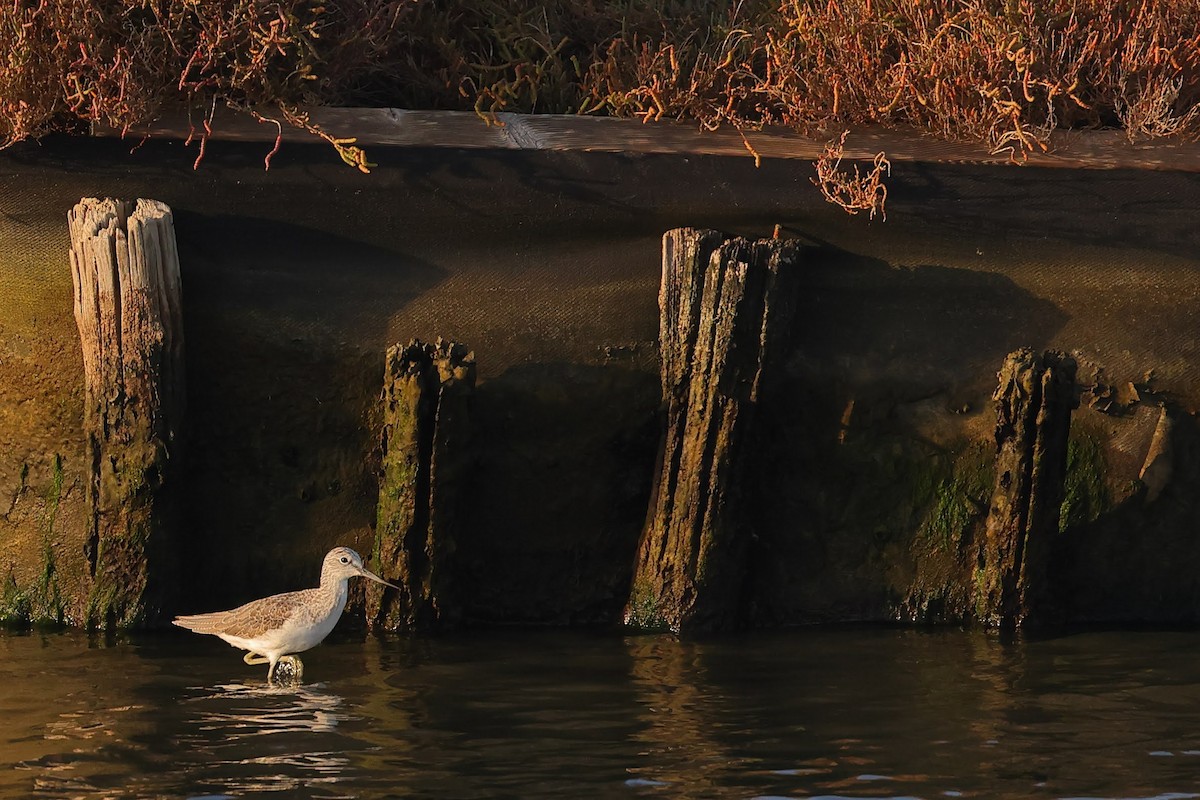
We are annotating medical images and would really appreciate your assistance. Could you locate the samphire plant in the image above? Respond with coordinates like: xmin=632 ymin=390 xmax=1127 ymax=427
xmin=4 ymin=1 xmax=1199 ymax=209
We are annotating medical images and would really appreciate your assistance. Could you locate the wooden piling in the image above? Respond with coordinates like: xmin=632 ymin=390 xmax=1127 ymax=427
xmin=68 ymin=198 xmax=185 ymax=628
xmin=625 ymin=228 xmax=801 ymax=633
xmin=367 ymin=338 xmax=475 ymax=631
xmin=976 ymin=348 xmax=1078 ymax=628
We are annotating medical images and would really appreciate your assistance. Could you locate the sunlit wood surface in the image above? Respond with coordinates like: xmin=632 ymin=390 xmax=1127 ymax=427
xmin=96 ymin=108 xmax=1200 ymax=171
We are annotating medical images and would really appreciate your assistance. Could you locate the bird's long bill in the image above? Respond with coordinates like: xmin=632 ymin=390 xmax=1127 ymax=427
xmin=359 ymin=566 xmax=402 ymax=591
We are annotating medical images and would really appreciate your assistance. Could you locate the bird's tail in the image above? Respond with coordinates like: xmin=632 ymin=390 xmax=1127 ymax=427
xmin=173 ymin=612 xmax=228 ymax=634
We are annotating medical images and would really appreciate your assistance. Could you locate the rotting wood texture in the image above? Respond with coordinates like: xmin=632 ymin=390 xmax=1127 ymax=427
xmin=68 ymin=197 xmax=185 ymax=628
xmin=367 ymin=338 xmax=475 ymax=631
xmin=977 ymin=348 xmax=1078 ymax=629
xmin=625 ymin=228 xmax=801 ymax=633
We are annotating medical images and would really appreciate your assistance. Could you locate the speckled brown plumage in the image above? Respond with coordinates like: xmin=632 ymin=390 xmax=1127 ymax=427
xmin=173 ymin=587 xmax=336 ymax=640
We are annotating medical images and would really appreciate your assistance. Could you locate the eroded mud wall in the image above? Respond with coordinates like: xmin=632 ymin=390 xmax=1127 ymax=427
xmin=2 ymin=136 xmax=1199 ymax=625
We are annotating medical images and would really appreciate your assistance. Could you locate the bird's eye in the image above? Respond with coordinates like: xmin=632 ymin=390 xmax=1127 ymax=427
xmin=339 ymin=556 xmax=349 ymax=564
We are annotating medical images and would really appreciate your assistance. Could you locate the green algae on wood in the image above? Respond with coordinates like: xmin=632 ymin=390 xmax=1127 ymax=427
xmin=367 ymin=339 xmax=475 ymax=632
xmin=625 ymin=228 xmax=802 ymax=634
xmin=976 ymin=348 xmax=1078 ymax=629
xmin=625 ymin=577 xmax=670 ymax=632
xmin=68 ymin=198 xmax=185 ymax=629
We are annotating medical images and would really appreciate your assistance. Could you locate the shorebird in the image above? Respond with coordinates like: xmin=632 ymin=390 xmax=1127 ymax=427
xmin=173 ymin=546 xmax=399 ymax=682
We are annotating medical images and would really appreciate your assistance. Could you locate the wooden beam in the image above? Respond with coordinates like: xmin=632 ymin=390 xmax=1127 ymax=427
xmin=95 ymin=108 xmax=1200 ymax=171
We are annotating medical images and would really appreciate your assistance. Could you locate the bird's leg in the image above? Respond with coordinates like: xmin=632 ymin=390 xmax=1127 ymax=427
xmin=244 ymin=652 xmax=269 ymax=665
xmin=265 ymin=655 xmax=303 ymax=685
xmin=267 ymin=652 xmax=304 ymax=686
xmin=277 ymin=657 xmax=302 ymax=681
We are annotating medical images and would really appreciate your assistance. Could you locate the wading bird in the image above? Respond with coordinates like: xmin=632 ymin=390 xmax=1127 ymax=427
xmin=173 ymin=546 xmax=399 ymax=682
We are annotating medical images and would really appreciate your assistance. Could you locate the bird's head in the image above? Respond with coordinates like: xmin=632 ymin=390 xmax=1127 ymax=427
xmin=322 ymin=546 xmax=401 ymax=590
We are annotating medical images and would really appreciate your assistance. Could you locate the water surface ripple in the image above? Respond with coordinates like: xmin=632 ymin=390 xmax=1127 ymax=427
xmin=3 ymin=628 xmax=1200 ymax=799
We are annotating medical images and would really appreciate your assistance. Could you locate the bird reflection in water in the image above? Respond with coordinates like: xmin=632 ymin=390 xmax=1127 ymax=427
xmin=181 ymin=680 xmax=356 ymax=794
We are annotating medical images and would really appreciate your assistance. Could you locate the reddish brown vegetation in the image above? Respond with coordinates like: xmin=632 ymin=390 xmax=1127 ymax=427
xmin=4 ymin=1 xmax=1200 ymax=183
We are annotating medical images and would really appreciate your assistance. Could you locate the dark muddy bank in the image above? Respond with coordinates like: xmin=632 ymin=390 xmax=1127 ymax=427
xmin=1 ymin=135 xmax=1199 ymax=628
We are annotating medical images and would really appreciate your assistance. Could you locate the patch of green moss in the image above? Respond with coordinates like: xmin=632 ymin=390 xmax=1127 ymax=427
xmin=44 ymin=453 xmax=63 ymax=529
xmin=0 ymin=454 xmax=66 ymax=627
xmin=375 ymin=379 xmax=427 ymax=557
xmin=912 ymin=443 xmax=993 ymax=553
xmin=85 ymin=580 xmax=133 ymax=630
xmin=869 ymin=436 xmax=995 ymax=624
xmin=85 ymin=511 xmax=154 ymax=629
xmin=1060 ymin=429 xmax=1109 ymax=533
xmin=972 ymin=565 xmax=989 ymax=620
xmin=625 ymin=577 xmax=670 ymax=633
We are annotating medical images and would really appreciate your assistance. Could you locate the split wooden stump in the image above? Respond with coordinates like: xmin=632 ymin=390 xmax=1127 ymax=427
xmin=977 ymin=348 xmax=1078 ymax=629
xmin=367 ymin=339 xmax=475 ymax=631
xmin=625 ymin=228 xmax=801 ymax=633
xmin=68 ymin=198 xmax=185 ymax=628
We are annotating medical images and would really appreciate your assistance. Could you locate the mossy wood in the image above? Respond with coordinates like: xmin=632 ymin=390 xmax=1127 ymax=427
xmin=977 ymin=348 xmax=1078 ymax=629
xmin=367 ymin=339 xmax=474 ymax=631
xmin=68 ymin=198 xmax=184 ymax=628
xmin=626 ymin=228 xmax=801 ymax=633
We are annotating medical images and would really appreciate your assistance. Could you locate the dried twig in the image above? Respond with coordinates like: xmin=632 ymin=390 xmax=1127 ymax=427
xmin=810 ymin=132 xmax=890 ymax=220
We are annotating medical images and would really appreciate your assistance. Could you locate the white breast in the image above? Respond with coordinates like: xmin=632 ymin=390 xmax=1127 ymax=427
xmin=258 ymin=581 xmax=349 ymax=659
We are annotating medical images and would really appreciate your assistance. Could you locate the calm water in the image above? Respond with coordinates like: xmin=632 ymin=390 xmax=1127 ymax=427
xmin=3 ymin=627 xmax=1200 ymax=799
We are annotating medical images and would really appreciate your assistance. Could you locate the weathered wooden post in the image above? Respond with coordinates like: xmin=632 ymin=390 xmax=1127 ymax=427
xmin=976 ymin=348 xmax=1077 ymax=628
xmin=366 ymin=338 xmax=474 ymax=631
xmin=625 ymin=228 xmax=801 ymax=633
xmin=68 ymin=198 xmax=185 ymax=628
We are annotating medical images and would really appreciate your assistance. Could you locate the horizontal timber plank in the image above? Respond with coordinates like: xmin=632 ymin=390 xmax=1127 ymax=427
xmin=94 ymin=108 xmax=1200 ymax=172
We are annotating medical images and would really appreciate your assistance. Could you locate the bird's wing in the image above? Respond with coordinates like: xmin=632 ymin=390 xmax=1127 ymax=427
xmin=173 ymin=589 xmax=316 ymax=640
